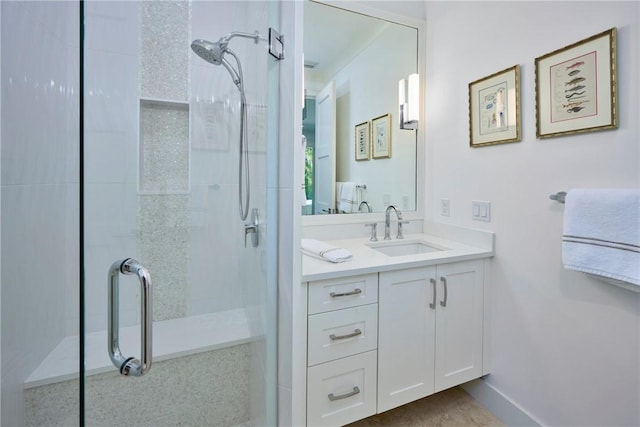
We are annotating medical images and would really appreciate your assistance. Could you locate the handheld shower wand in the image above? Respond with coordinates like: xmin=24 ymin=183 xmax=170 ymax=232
xmin=191 ymin=31 xmax=264 ymax=221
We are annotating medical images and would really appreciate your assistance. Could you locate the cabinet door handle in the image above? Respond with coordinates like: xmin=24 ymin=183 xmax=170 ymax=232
xmin=330 ymin=288 xmax=362 ymax=298
xmin=429 ymin=278 xmax=436 ymax=309
xmin=440 ymin=276 xmax=448 ymax=307
xmin=328 ymin=386 xmax=360 ymax=401
xmin=329 ymin=328 xmax=362 ymax=341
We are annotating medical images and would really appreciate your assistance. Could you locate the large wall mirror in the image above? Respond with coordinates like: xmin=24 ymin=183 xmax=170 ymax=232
xmin=302 ymin=0 xmax=419 ymax=216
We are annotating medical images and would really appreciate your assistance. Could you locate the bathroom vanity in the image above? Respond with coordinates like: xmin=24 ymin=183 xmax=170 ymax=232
xmin=301 ymin=226 xmax=494 ymax=426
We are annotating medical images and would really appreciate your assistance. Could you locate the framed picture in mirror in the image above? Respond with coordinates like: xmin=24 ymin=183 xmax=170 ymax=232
xmin=469 ymin=65 xmax=521 ymax=147
xmin=372 ymin=113 xmax=391 ymax=159
xmin=354 ymin=121 xmax=370 ymax=161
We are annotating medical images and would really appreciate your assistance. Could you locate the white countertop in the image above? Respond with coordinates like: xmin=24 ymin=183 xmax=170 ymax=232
xmin=302 ymin=230 xmax=494 ymax=282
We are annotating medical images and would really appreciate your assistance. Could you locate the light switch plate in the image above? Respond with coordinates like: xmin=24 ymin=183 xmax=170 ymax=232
xmin=472 ymin=201 xmax=491 ymax=222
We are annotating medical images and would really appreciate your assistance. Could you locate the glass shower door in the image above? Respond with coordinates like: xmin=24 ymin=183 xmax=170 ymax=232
xmin=82 ymin=1 xmax=278 ymax=425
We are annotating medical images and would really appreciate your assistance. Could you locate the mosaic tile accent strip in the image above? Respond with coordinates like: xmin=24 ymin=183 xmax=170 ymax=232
xmin=139 ymin=194 xmax=190 ymax=321
xmin=140 ymin=1 xmax=190 ymax=101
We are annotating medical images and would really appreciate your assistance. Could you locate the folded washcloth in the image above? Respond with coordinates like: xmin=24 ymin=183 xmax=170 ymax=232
xmin=301 ymin=238 xmax=353 ymax=263
xmin=562 ymin=189 xmax=640 ymax=287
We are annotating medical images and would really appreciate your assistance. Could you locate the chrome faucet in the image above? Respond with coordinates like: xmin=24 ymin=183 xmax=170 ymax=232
xmin=358 ymin=201 xmax=372 ymax=213
xmin=384 ymin=205 xmax=409 ymax=240
xmin=384 ymin=205 xmax=401 ymax=240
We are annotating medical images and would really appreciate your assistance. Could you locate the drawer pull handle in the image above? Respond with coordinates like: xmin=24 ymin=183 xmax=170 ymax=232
xmin=329 ymin=328 xmax=362 ymax=341
xmin=328 ymin=386 xmax=360 ymax=401
xmin=329 ymin=288 xmax=362 ymax=298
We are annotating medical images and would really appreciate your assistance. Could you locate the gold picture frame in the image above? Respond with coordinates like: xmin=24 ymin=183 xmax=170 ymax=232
xmin=468 ymin=65 xmax=521 ymax=147
xmin=535 ymin=28 xmax=617 ymax=139
xmin=372 ymin=113 xmax=391 ymax=159
xmin=354 ymin=121 xmax=370 ymax=161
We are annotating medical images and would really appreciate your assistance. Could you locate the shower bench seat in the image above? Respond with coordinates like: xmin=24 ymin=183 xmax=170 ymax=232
xmin=24 ymin=308 xmax=253 ymax=389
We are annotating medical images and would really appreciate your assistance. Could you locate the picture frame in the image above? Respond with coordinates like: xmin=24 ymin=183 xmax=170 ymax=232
xmin=354 ymin=121 xmax=370 ymax=161
xmin=468 ymin=65 xmax=521 ymax=147
xmin=535 ymin=28 xmax=617 ymax=139
xmin=372 ymin=113 xmax=391 ymax=159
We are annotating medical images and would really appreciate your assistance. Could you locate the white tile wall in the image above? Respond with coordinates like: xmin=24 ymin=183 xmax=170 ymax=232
xmin=1 ymin=2 xmax=79 ymax=425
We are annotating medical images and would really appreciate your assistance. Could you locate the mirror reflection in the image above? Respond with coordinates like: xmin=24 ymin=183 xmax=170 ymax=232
xmin=302 ymin=0 xmax=418 ymax=215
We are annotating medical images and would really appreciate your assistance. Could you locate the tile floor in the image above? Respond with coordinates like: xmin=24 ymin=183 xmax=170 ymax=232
xmin=346 ymin=386 xmax=505 ymax=427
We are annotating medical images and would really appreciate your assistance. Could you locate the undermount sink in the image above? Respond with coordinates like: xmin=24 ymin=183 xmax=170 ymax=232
xmin=367 ymin=239 xmax=446 ymax=257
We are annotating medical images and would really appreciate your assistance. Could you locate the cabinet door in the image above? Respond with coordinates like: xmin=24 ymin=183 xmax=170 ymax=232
xmin=378 ymin=266 xmax=436 ymax=412
xmin=434 ymin=260 xmax=484 ymax=392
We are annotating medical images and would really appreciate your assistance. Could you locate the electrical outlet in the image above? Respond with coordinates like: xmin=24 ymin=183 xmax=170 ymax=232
xmin=440 ymin=199 xmax=450 ymax=217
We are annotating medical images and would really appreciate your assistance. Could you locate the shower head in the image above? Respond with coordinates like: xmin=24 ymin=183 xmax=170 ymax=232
xmin=191 ymin=39 xmax=228 ymax=65
xmin=191 ymin=31 xmax=264 ymax=66
xmin=191 ymin=38 xmax=242 ymax=89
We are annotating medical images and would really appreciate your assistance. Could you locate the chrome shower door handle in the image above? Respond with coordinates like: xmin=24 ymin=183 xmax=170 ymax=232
xmin=108 ymin=258 xmax=153 ymax=377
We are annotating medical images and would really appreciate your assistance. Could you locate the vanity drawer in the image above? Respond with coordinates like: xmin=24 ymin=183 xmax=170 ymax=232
xmin=308 ymin=273 xmax=378 ymax=314
xmin=308 ymin=304 xmax=378 ymax=366
xmin=307 ymin=350 xmax=377 ymax=427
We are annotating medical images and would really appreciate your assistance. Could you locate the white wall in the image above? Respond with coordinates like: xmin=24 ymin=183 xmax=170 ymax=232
xmin=424 ymin=2 xmax=639 ymax=426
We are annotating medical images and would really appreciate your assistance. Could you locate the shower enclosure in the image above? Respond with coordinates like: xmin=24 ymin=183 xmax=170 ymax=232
xmin=1 ymin=1 xmax=279 ymax=425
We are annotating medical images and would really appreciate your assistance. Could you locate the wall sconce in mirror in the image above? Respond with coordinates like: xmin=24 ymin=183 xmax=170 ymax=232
xmin=399 ymin=73 xmax=419 ymax=130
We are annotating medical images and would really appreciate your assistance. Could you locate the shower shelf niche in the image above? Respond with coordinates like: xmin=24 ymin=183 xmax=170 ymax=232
xmin=140 ymin=97 xmax=190 ymax=108
xmin=138 ymin=98 xmax=190 ymax=195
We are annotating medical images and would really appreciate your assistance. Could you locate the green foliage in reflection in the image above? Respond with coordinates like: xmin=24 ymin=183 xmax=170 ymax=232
xmin=305 ymin=147 xmax=313 ymax=200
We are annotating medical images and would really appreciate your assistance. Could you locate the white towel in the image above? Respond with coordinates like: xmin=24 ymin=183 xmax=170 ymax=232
xmin=562 ymin=189 xmax=640 ymax=287
xmin=301 ymin=238 xmax=353 ymax=263
xmin=337 ymin=181 xmax=357 ymax=213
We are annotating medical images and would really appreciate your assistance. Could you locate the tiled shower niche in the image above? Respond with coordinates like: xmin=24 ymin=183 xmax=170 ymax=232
xmin=139 ymin=99 xmax=190 ymax=194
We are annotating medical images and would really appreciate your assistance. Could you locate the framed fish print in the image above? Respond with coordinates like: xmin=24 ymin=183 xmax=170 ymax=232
xmin=535 ymin=28 xmax=617 ymax=138
xmin=372 ymin=113 xmax=391 ymax=159
xmin=354 ymin=121 xmax=370 ymax=161
xmin=468 ymin=65 xmax=521 ymax=147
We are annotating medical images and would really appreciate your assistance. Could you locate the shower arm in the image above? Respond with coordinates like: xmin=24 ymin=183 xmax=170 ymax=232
xmin=222 ymin=31 xmax=267 ymax=45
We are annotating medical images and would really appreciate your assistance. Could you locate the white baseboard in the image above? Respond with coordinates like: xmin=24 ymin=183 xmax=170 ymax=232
xmin=461 ymin=378 xmax=543 ymax=427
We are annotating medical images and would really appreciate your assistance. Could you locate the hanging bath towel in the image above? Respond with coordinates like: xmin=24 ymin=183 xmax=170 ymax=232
xmin=562 ymin=189 xmax=640 ymax=288
xmin=337 ymin=182 xmax=357 ymax=213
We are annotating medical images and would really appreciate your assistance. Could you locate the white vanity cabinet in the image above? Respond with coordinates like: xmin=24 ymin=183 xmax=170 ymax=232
xmin=303 ymin=257 xmax=488 ymax=426
xmin=377 ymin=259 xmax=484 ymax=412
xmin=306 ymin=273 xmax=379 ymax=426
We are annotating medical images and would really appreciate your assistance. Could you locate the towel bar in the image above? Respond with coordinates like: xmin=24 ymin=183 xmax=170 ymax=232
xmin=356 ymin=184 xmax=367 ymax=190
xmin=550 ymin=191 xmax=566 ymax=204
